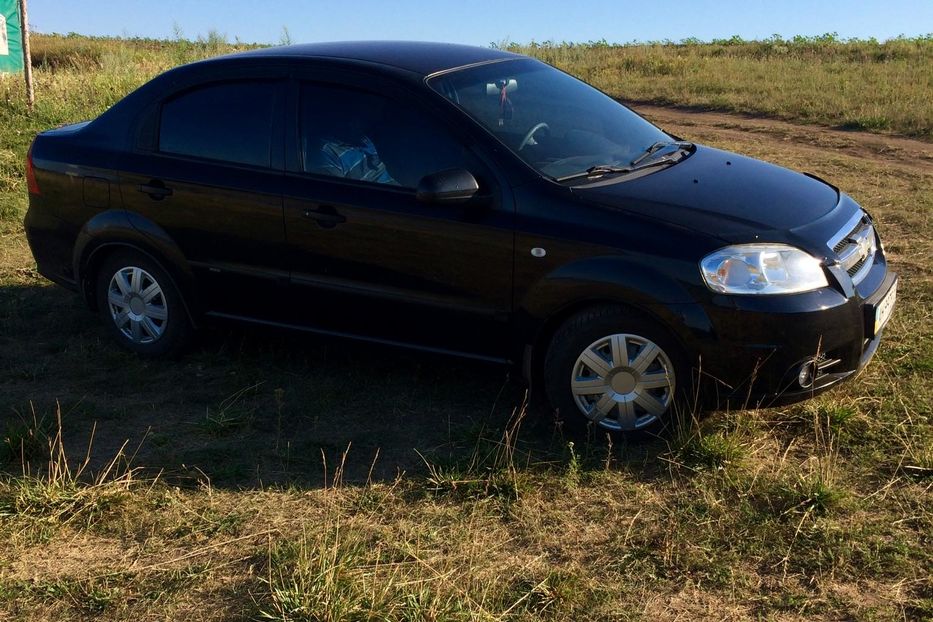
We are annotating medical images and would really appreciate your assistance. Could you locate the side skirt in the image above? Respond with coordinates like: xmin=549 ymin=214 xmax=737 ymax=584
xmin=205 ymin=311 xmax=514 ymax=365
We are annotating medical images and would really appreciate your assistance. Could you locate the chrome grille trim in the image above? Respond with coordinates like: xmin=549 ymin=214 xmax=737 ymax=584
xmin=848 ymin=248 xmax=874 ymax=284
xmin=827 ymin=210 xmax=867 ymax=252
xmin=828 ymin=211 xmax=875 ymax=286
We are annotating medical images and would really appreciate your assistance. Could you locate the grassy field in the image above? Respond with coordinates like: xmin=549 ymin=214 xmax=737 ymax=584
xmin=506 ymin=34 xmax=933 ymax=139
xmin=0 ymin=34 xmax=931 ymax=620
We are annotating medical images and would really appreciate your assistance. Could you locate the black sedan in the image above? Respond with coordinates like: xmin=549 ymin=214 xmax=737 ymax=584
xmin=23 ymin=41 xmax=897 ymax=434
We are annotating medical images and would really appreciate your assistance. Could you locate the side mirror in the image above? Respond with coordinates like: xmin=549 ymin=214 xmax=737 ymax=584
xmin=416 ymin=168 xmax=480 ymax=205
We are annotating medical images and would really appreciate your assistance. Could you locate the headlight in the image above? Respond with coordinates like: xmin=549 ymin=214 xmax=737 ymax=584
xmin=700 ymin=244 xmax=828 ymax=294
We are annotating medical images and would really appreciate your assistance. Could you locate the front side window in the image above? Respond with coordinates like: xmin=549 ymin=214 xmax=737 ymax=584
xmin=159 ymin=81 xmax=275 ymax=168
xmin=299 ymin=83 xmax=471 ymax=189
xmin=429 ymin=59 xmax=672 ymax=180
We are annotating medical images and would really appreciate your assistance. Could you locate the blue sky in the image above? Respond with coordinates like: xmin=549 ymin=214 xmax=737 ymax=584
xmin=28 ymin=0 xmax=933 ymax=45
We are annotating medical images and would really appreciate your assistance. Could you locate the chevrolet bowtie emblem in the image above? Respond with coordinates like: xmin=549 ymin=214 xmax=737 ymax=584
xmin=848 ymin=228 xmax=873 ymax=260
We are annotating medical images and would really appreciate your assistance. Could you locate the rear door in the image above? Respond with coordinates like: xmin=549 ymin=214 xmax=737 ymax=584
xmin=117 ymin=77 xmax=287 ymax=318
xmin=282 ymin=75 xmax=516 ymax=359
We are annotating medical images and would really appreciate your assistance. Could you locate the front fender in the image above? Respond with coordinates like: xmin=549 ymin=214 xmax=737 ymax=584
xmin=520 ymin=255 xmax=694 ymax=318
xmin=517 ymin=254 xmax=714 ymax=359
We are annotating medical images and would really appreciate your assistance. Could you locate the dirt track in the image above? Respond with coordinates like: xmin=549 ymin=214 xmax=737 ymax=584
xmin=631 ymin=103 xmax=933 ymax=175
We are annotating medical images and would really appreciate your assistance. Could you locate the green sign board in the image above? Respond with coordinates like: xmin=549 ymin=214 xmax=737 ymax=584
xmin=0 ymin=0 xmax=24 ymax=74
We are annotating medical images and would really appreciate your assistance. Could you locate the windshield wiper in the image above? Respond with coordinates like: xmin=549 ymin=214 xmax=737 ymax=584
xmin=630 ymin=140 xmax=694 ymax=166
xmin=555 ymin=141 xmax=695 ymax=183
xmin=555 ymin=156 xmax=682 ymax=183
xmin=555 ymin=164 xmax=630 ymax=183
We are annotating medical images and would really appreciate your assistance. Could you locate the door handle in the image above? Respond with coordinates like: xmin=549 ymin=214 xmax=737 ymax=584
xmin=303 ymin=206 xmax=346 ymax=227
xmin=138 ymin=180 xmax=173 ymax=200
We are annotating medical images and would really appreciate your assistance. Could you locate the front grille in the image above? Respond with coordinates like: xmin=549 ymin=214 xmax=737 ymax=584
xmin=832 ymin=238 xmax=848 ymax=254
xmin=828 ymin=212 xmax=875 ymax=285
xmin=847 ymin=255 xmax=867 ymax=277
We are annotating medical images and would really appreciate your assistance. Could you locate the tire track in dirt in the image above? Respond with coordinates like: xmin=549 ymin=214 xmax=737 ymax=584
xmin=629 ymin=103 xmax=933 ymax=176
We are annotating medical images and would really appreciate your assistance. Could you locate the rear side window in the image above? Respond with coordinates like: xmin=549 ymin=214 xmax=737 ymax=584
xmin=159 ymin=81 xmax=275 ymax=168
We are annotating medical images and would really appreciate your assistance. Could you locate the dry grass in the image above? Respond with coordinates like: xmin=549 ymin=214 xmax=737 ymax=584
xmin=0 ymin=34 xmax=931 ymax=621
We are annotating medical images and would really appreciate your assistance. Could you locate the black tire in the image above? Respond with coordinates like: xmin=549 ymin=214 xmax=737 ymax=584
xmin=95 ymin=250 xmax=192 ymax=357
xmin=543 ymin=305 xmax=692 ymax=437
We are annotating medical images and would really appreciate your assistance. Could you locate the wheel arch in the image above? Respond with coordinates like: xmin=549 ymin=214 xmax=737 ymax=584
xmin=517 ymin=255 xmax=711 ymax=385
xmin=73 ymin=210 xmax=200 ymax=326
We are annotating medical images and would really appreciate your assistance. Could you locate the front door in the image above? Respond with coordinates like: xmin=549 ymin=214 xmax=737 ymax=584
xmin=282 ymin=80 xmax=515 ymax=359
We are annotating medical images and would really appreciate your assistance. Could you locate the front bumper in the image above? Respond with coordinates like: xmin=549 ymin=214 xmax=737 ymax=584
xmin=687 ymin=264 xmax=896 ymax=409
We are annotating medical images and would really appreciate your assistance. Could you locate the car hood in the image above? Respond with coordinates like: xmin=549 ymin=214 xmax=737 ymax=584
xmin=574 ymin=145 xmax=841 ymax=242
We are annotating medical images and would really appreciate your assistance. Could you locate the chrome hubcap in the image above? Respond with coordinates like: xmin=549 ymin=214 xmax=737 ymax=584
xmin=570 ymin=333 xmax=676 ymax=431
xmin=107 ymin=266 xmax=168 ymax=344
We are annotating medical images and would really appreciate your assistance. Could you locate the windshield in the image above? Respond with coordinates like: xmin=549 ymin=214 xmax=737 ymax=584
xmin=429 ymin=58 xmax=673 ymax=181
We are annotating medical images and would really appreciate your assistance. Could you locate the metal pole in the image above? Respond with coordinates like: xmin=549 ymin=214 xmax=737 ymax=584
xmin=19 ymin=0 xmax=33 ymax=111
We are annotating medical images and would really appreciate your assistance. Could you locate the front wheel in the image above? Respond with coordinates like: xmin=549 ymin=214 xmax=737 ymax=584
xmin=96 ymin=250 xmax=192 ymax=357
xmin=543 ymin=306 xmax=689 ymax=435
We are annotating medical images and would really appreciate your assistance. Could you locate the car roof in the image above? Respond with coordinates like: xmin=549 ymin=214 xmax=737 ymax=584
xmin=229 ymin=40 xmax=522 ymax=76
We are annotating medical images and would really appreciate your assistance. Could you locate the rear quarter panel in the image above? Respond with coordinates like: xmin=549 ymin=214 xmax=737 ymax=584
xmin=26 ymin=126 xmax=121 ymax=285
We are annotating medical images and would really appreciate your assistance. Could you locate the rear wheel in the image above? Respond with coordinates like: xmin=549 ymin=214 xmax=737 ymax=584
xmin=543 ymin=305 xmax=689 ymax=435
xmin=95 ymin=250 xmax=192 ymax=357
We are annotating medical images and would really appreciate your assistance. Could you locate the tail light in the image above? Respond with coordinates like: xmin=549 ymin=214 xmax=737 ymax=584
xmin=26 ymin=144 xmax=41 ymax=195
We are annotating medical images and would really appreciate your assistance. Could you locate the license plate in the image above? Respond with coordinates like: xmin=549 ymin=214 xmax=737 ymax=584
xmin=874 ymin=280 xmax=897 ymax=335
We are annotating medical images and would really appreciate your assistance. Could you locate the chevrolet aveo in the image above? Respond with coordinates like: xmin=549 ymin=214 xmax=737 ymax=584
xmin=24 ymin=42 xmax=897 ymax=435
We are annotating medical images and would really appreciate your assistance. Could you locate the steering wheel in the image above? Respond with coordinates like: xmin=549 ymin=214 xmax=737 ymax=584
xmin=518 ymin=122 xmax=550 ymax=151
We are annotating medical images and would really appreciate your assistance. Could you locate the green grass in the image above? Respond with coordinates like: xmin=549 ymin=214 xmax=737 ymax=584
xmin=502 ymin=34 xmax=933 ymax=139
xmin=0 ymin=32 xmax=930 ymax=621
